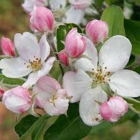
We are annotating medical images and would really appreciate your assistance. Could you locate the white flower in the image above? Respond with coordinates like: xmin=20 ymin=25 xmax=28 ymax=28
xmin=0 ymin=32 xmax=55 ymax=88
xmin=33 ymin=76 xmax=69 ymax=116
xmin=49 ymin=0 xmax=84 ymax=24
xmin=63 ymin=35 xmax=140 ymax=125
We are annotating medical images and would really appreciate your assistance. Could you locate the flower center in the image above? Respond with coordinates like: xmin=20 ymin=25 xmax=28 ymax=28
xmin=92 ymin=66 xmax=111 ymax=85
xmin=24 ymin=56 xmax=42 ymax=72
xmin=49 ymin=93 xmax=57 ymax=105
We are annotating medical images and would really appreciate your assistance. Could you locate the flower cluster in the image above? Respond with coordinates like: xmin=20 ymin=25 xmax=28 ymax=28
xmin=1 ymin=0 xmax=140 ymax=129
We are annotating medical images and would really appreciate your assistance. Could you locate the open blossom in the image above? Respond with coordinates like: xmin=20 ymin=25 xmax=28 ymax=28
xmin=2 ymin=86 xmax=32 ymax=114
xmin=0 ymin=32 xmax=55 ymax=88
xmin=63 ymin=35 xmax=140 ymax=126
xmin=86 ymin=20 xmax=108 ymax=44
xmin=65 ymin=28 xmax=86 ymax=58
xmin=69 ymin=0 xmax=92 ymax=9
xmin=1 ymin=37 xmax=15 ymax=56
xmin=30 ymin=6 xmax=54 ymax=32
xmin=100 ymin=96 xmax=128 ymax=122
xmin=33 ymin=76 xmax=69 ymax=116
xmin=22 ymin=0 xmax=46 ymax=13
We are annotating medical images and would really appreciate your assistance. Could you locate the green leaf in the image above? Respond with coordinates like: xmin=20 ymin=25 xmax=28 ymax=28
xmin=124 ymin=97 xmax=140 ymax=114
xmin=124 ymin=19 xmax=140 ymax=55
xmin=101 ymin=5 xmax=125 ymax=37
xmin=44 ymin=103 xmax=91 ymax=140
xmin=135 ymin=0 xmax=140 ymax=6
xmin=15 ymin=115 xmax=49 ymax=140
xmin=15 ymin=115 xmax=39 ymax=137
xmin=56 ymin=23 xmax=82 ymax=52
xmin=32 ymin=117 xmax=48 ymax=140
xmin=134 ymin=66 xmax=140 ymax=74
xmin=94 ymin=0 xmax=104 ymax=8
xmin=0 ymin=74 xmax=25 ymax=85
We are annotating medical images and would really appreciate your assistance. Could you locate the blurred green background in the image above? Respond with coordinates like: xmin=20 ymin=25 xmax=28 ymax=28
xmin=0 ymin=0 xmax=140 ymax=140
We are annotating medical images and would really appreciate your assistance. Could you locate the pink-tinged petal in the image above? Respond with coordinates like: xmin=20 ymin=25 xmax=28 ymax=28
xmin=79 ymin=86 xmax=108 ymax=126
xmin=39 ymin=34 xmax=50 ymax=62
xmin=0 ymin=57 xmax=31 ymax=78
xmin=65 ymin=28 xmax=86 ymax=58
xmin=30 ymin=6 xmax=54 ymax=32
xmin=100 ymin=96 xmax=128 ymax=122
xmin=63 ymin=70 xmax=92 ymax=103
xmin=14 ymin=32 xmax=40 ymax=61
xmin=99 ymin=35 xmax=132 ymax=72
xmin=2 ymin=86 xmax=32 ymax=114
xmin=65 ymin=6 xmax=84 ymax=24
xmin=35 ymin=76 xmax=61 ymax=93
xmin=109 ymin=70 xmax=140 ymax=97
xmin=43 ymin=101 xmax=59 ymax=116
xmin=74 ymin=38 xmax=98 ymax=71
xmin=55 ymin=98 xmax=69 ymax=114
xmin=86 ymin=20 xmax=108 ymax=44
xmin=1 ymin=37 xmax=15 ymax=56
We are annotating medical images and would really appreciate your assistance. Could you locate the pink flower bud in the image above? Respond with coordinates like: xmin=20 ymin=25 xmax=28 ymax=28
xmin=65 ymin=28 xmax=86 ymax=58
xmin=58 ymin=50 xmax=69 ymax=66
xmin=69 ymin=0 xmax=92 ymax=9
xmin=86 ymin=20 xmax=108 ymax=44
xmin=0 ymin=87 xmax=4 ymax=98
xmin=2 ymin=86 xmax=32 ymax=114
xmin=100 ymin=96 xmax=128 ymax=122
xmin=1 ymin=37 xmax=15 ymax=56
xmin=30 ymin=6 xmax=54 ymax=32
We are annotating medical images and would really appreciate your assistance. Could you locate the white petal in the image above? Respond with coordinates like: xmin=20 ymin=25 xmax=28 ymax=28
xmin=65 ymin=6 xmax=84 ymax=24
xmin=39 ymin=57 xmax=56 ymax=76
xmin=55 ymin=98 xmax=69 ymax=114
xmin=39 ymin=34 xmax=50 ymax=62
xmin=22 ymin=72 xmax=39 ymax=88
xmin=74 ymin=38 xmax=98 ymax=71
xmin=74 ymin=58 xmax=94 ymax=72
xmin=14 ymin=32 xmax=40 ymax=61
xmin=0 ymin=57 xmax=31 ymax=78
xmin=49 ymin=0 xmax=66 ymax=10
xmin=63 ymin=70 xmax=92 ymax=102
xmin=84 ymin=37 xmax=98 ymax=68
xmin=79 ymin=86 xmax=108 ymax=126
xmin=99 ymin=35 xmax=132 ymax=72
xmin=109 ymin=70 xmax=140 ymax=97
xmin=43 ymin=101 xmax=59 ymax=116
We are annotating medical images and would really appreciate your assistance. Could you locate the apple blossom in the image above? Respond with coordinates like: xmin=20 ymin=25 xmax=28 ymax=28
xmin=2 ymin=86 xmax=32 ymax=114
xmin=69 ymin=0 xmax=92 ymax=9
xmin=30 ymin=6 xmax=54 ymax=32
xmin=1 ymin=37 xmax=15 ymax=56
xmin=100 ymin=96 xmax=128 ymax=122
xmin=22 ymin=0 xmax=46 ymax=13
xmin=63 ymin=35 xmax=140 ymax=125
xmin=0 ymin=32 xmax=55 ymax=88
xmin=86 ymin=20 xmax=109 ymax=44
xmin=65 ymin=28 xmax=86 ymax=58
xmin=33 ymin=76 xmax=69 ymax=116
xmin=58 ymin=50 xmax=69 ymax=66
